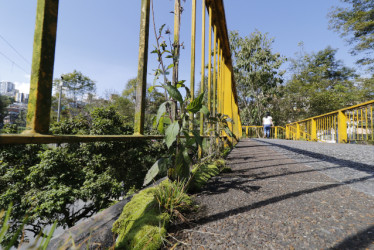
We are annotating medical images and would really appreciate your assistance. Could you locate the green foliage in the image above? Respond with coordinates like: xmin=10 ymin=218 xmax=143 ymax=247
xmin=143 ymin=158 xmax=169 ymax=186
xmin=154 ymin=180 xmax=192 ymax=216
xmin=112 ymin=186 xmax=170 ymax=250
xmin=329 ymin=0 xmax=374 ymax=69
xmin=52 ymin=70 xmax=96 ymax=120
xmin=0 ymin=203 xmax=57 ymax=249
xmin=188 ymin=159 xmax=226 ymax=193
xmin=0 ymin=95 xmax=13 ymax=126
xmin=284 ymin=46 xmax=361 ymax=121
xmin=0 ymin=107 xmax=164 ymax=246
xmin=229 ymin=30 xmax=286 ymax=126
xmin=147 ymin=20 xmax=211 ymax=184
xmin=54 ymin=70 xmax=96 ymax=104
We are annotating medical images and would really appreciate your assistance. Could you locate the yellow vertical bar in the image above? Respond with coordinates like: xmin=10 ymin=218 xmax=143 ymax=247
xmin=286 ymin=125 xmax=289 ymax=139
xmin=361 ymin=108 xmax=363 ymax=140
xmin=221 ymin=57 xmax=225 ymax=117
xmin=311 ymin=118 xmax=317 ymax=141
xmin=334 ymin=115 xmax=337 ymax=141
xmin=224 ymin=64 xmax=233 ymax=144
xmin=351 ymin=110 xmax=354 ymax=140
xmin=207 ymin=7 xmax=212 ymax=115
xmin=216 ymin=40 xmax=221 ymax=144
xmin=327 ymin=117 xmax=330 ymax=139
xmin=348 ymin=111 xmax=351 ymax=141
xmin=365 ymin=106 xmax=368 ymax=141
xmin=323 ymin=116 xmax=327 ymax=140
xmin=26 ymin=0 xmax=59 ymax=134
xmin=275 ymin=127 xmax=278 ymax=139
xmin=218 ymin=49 xmax=221 ymax=115
xmin=199 ymin=0 xmax=205 ymax=138
xmin=296 ymin=123 xmax=300 ymax=140
xmin=329 ymin=116 xmax=332 ymax=140
xmin=220 ymin=50 xmax=224 ymax=115
xmin=189 ymin=0 xmax=196 ymax=133
xmin=356 ymin=110 xmax=360 ymax=140
xmin=134 ymin=0 xmax=151 ymax=135
xmin=371 ymin=105 xmax=373 ymax=141
xmin=212 ymin=32 xmax=217 ymax=145
xmin=199 ymin=0 xmax=206 ymax=158
xmin=213 ymin=29 xmax=217 ymax=119
xmin=338 ymin=111 xmax=348 ymax=143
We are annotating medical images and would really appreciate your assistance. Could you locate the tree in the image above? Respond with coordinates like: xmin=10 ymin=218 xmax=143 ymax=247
xmin=0 ymin=95 xmax=13 ymax=126
xmin=0 ymin=107 xmax=164 ymax=246
xmin=229 ymin=30 xmax=285 ymax=126
xmin=329 ymin=0 xmax=374 ymax=69
xmin=122 ymin=78 xmax=137 ymax=104
xmin=285 ymin=46 xmax=360 ymax=121
xmin=54 ymin=70 xmax=96 ymax=107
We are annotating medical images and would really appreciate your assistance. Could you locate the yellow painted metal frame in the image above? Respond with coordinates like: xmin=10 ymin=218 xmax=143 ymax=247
xmin=286 ymin=100 xmax=374 ymax=144
xmin=1 ymin=0 xmax=242 ymax=147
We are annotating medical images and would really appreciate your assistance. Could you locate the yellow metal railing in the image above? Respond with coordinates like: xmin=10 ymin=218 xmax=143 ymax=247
xmin=242 ymin=126 xmax=286 ymax=139
xmin=0 ymin=0 xmax=242 ymax=147
xmin=286 ymin=100 xmax=374 ymax=144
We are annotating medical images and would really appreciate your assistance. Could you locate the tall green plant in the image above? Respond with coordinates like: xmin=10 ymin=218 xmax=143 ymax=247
xmin=143 ymin=18 xmax=235 ymax=185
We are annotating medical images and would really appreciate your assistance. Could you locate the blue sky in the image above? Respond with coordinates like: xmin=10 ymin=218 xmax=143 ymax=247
xmin=0 ymin=0 xmax=354 ymax=97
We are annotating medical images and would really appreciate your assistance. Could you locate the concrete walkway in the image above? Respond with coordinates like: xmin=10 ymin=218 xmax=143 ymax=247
xmin=168 ymin=139 xmax=374 ymax=249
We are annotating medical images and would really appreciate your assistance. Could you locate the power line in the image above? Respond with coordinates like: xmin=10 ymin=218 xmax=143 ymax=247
xmin=0 ymin=33 xmax=31 ymax=66
xmin=0 ymin=50 xmax=29 ymax=74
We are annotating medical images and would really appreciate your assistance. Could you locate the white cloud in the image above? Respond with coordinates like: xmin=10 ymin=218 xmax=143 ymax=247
xmin=24 ymin=74 xmax=31 ymax=79
xmin=14 ymin=82 xmax=30 ymax=94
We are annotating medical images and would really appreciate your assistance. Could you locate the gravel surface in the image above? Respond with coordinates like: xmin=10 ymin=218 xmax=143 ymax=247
xmin=166 ymin=139 xmax=374 ymax=249
xmin=253 ymin=139 xmax=374 ymax=197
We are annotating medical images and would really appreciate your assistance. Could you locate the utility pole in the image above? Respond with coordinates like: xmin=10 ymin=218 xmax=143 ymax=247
xmin=57 ymin=76 xmax=63 ymax=122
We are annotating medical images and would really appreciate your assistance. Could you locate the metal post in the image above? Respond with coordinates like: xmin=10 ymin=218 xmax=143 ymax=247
xmin=171 ymin=0 xmax=181 ymax=122
xmin=134 ymin=0 xmax=150 ymax=135
xmin=275 ymin=127 xmax=278 ymax=139
xmin=311 ymin=118 xmax=317 ymax=141
xmin=57 ymin=82 xmax=62 ymax=122
xmin=25 ymin=0 xmax=59 ymax=134
xmin=199 ymin=0 xmax=206 ymax=158
xmin=212 ymin=26 xmax=217 ymax=121
xmin=207 ymin=7 xmax=212 ymax=114
xmin=338 ymin=110 xmax=348 ymax=143
xmin=189 ymin=0 xmax=196 ymax=133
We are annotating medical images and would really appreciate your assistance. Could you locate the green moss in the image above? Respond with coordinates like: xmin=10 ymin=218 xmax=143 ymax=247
xmin=188 ymin=164 xmax=219 ymax=192
xmin=112 ymin=159 xmax=229 ymax=249
xmin=221 ymin=147 xmax=232 ymax=158
xmin=112 ymin=186 xmax=170 ymax=250
xmin=188 ymin=159 xmax=230 ymax=192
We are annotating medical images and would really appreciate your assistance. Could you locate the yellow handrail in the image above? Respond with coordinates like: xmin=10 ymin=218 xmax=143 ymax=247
xmin=286 ymin=100 xmax=374 ymax=144
xmin=0 ymin=0 xmax=242 ymax=148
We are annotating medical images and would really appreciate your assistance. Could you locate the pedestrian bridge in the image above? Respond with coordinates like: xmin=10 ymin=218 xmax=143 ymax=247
xmin=0 ymin=0 xmax=374 ymax=249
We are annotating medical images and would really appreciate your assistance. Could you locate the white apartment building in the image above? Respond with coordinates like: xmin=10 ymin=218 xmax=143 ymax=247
xmin=0 ymin=81 xmax=16 ymax=96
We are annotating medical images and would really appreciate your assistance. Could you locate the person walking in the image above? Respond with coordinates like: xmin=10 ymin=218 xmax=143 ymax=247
xmin=262 ymin=112 xmax=274 ymax=138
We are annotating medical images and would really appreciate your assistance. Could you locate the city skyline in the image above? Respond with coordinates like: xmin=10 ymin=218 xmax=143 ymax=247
xmin=0 ymin=81 xmax=29 ymax=103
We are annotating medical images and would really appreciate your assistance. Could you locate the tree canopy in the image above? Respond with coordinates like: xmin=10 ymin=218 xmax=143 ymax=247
xmin=54 ymin=70 xmax=96 ymax=105
xmin=229 ymin=30 xmax=285 ymax=126
xmin=284 ymin=46 xmax=365 ymax=121
xmin=329 ymin=0 xmax=374 ymax=69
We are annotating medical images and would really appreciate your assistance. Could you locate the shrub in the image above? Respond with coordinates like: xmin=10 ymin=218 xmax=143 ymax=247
xmin=0 ymin=107 xmax=165 ymax=246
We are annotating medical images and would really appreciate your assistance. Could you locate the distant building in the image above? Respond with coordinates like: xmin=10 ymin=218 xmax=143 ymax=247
xmin=0 ymin=81 xmax=29 ymax=103
xmin=15 ymin=92 xmax=24 ymax=103
xmin=3 ymin=103 xmax=28 ymax=125
xmin=0 ymin=81 xmax=16 ymax=96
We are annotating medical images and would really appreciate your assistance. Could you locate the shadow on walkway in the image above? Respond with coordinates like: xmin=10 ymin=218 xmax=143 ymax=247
xmin=253 ymin=139 xmax=374 ymax=175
